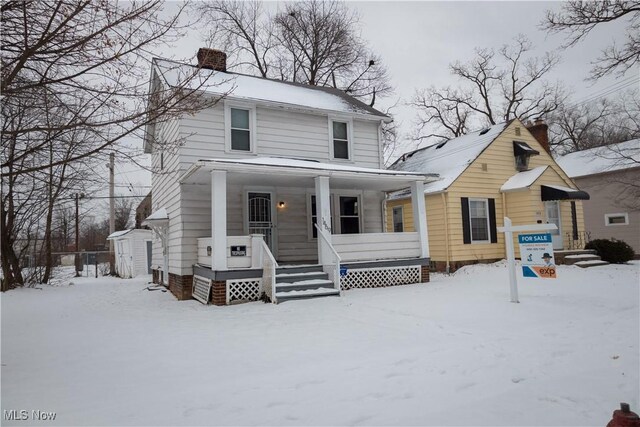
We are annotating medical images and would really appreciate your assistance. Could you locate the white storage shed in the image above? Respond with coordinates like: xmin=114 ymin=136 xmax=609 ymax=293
xmin=106 ymin=229 xmax=153 ymax=278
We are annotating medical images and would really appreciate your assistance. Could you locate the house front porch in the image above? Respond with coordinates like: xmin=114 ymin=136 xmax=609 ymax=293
xmin=172 ymin=157 xmax=435 ymax=304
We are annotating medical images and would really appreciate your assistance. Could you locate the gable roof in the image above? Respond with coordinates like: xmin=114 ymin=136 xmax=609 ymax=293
xmin=389 ymin=120 xmax=513 ymax=194
xmin=152 ymin=58 xmax=389 ymax=120
xmin=556 ymin=139 xmax=640 ymax=178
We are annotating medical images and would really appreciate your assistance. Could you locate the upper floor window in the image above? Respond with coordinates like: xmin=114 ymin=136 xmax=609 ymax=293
xmin=225 ymin=103 xmax=256 ymax=153
xmin=231 ymin=108 xmax=251 ymax=151
xmin=330 ymin=119 xmax=351 ymax=160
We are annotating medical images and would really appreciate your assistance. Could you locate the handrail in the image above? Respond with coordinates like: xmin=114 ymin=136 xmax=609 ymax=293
xmin=260 ymin=239 xmax=278 ymax=303
xmin=314 ymin=223 xmax=342 ymax=292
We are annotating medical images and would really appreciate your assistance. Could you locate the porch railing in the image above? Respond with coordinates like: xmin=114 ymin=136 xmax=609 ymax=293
xmin=260 ymin=239 xmax=278 ymax=303
xmin=331 ymin=232 xmax=421 ymax=262
xmin=314 ymin=224 xmax=341 ymax=292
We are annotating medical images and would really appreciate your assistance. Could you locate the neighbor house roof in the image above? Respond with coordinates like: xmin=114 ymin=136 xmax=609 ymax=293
xmin=389 ymin=120 xmax=513 ymax=194
xmin=556 ymin=139 xmax=640 ymax=178
xmin=152 ymin=58 xmax=389 ymax=121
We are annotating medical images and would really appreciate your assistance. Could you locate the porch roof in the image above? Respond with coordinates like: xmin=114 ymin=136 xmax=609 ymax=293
xmin=179 ymin=157 xmax=437 ymax=191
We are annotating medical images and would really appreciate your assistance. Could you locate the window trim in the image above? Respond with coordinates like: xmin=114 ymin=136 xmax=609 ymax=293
xmin=392 ymin=206 xmax=404 ymax=232
xmin=468 ymin=197 xmax=491 ymax=243
xmin=224 ymin=102 xmax=257 ymax=154
xmin=604 ymin=212 xmax=629 ymax=226
xmin=328 ymin=117 xmax=354 ymax=162
xmin=307 ymin=191 xmax=363 ymax=240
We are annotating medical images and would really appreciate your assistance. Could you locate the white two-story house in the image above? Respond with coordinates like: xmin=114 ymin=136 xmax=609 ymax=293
xmin=143 ymin=49 xmax=435 ymax=305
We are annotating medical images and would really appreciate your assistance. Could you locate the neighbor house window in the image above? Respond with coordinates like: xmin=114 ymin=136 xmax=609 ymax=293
xmin=230 ymin=108 xmax=251 ymax=151
xmin=392 ymin=206 xmax=404 ymax=232
xmin=331 ymin=120 xmax=350 ymax=160
xmin=605 ymin=213 xmax=628 ymax=226
xmin=469 ymin=199 xmax=490 ymax=242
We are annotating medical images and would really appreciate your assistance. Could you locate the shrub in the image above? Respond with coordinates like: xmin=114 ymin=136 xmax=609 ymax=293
xmin=584 ymin=239 xmax=635 ymax=264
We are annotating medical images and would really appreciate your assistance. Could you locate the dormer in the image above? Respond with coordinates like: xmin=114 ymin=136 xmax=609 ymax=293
xmin=513 ymin=140 xmax=539 ymax=171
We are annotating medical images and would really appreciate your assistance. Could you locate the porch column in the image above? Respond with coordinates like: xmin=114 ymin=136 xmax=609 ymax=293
xmin=411 ymin=180 xmax=430 ymax=258
xmin=211 ymin=170 xmax=227 ymax=270
xmin=314 ymin=176 xmax=331 ymax=265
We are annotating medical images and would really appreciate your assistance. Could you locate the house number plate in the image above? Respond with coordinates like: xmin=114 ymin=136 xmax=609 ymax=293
xmin=230 ymin=245 xmax=247 ymax=256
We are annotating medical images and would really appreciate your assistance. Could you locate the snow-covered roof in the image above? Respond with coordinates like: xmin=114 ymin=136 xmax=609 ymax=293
xmin=179 ymin=157 xmax=437 ymax=192
xmin=390 ymin=121 xmax=512 ymax=194
xmin=153 ymin=58 xmax=389 ymax=120
xmin=195 ymin=157 xmax=431 ymax=177
xmin=556 ymin=139 xmax=640 ymax=178
xmin=144 ymin=208 xmax=168 ymax=222
xmin=500 ymin=166 xmax=548 ymax=192
xmin=107 ymin=229 xmax=133 ymax=240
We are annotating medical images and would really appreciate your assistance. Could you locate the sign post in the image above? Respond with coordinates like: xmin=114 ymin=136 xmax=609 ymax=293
xmin=498 ymin=217 xmax=557 ymax=303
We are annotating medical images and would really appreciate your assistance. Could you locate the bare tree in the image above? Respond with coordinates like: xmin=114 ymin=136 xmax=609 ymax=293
xmin=550 ymin=88 xmax=640 ymax=154
xmin=194 ymin=0 xmax=392 ymax=107
xmin=195 ymin=1 xmax=275 ymax=78
xmin=542 ymin=1 xmax=640 ymax=79
xmin=1 ymin=0 xmax=226 ymax=290
xmin=411 ymin=35 xmax=565 ymax=144
xmin=114 ymin=197 xmax=135 ymax=231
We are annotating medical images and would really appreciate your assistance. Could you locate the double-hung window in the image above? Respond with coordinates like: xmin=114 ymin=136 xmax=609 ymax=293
xmin=338 ymin=196 xmax=360 ymax=234
xmin=469 ymin=199 xmax=490 ymax=243
xmin=331 ymin=120 xmax=350 ymax=160
xmin=230 ymin=108 xmax=251 ymax=151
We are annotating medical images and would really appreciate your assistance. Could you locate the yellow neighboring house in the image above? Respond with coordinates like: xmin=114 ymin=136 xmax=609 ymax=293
xmin=386 ymin=118 xmax=589 ymax=272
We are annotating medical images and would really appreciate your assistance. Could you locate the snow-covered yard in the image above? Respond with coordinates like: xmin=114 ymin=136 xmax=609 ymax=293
xmin=2 ymin=262 xmax=638 ymax=426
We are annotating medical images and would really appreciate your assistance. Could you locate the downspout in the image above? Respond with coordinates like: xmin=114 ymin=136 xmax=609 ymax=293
xmin=441 ymin=192 xmax=451 ymax=274
xmin=501 ymin=192 xmax=508 ymax=259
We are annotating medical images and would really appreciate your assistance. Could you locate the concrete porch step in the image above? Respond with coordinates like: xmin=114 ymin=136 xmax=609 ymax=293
xmin=574 ymin=260 xmax=610 ymax=268
xmin=554 ymin=249 xmax=598 ymax=265
xmin=564 ymin=254 xmax=602 ymax=265
xmin=275 ymin=264 xmax=323 ymax=275
xmin=276 ymin=279 xmax=334 ymax=293
xmin=275 ymin=287 xmax=340 ymax=303
xmin=275 ymin=271 xmax=328 ymax=284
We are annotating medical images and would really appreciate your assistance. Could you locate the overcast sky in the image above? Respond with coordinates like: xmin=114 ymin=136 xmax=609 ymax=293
xmin=110 ymin=1 xmax=637 ymax=210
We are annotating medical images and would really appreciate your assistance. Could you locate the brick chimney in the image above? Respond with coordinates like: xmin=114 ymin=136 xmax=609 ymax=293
xmin=197 ymin=48 xmax=227 ymax=72
xmin=526 ymin=118 xmax=550 ymax=154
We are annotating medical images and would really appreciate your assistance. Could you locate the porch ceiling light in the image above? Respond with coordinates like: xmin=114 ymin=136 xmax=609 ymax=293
xmin=278 ymin=201 xmax=286 ymax=208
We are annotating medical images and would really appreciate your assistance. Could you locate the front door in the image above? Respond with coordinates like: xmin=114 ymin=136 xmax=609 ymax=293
xmin=247 ymin=192 xmax=276 ymax=254
xmin=545 ymin=201 xmax=563 ymax=250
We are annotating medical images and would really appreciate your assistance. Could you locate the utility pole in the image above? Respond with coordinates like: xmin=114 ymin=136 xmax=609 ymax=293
xmin=109 ymin=152 xmax=115 ymax=275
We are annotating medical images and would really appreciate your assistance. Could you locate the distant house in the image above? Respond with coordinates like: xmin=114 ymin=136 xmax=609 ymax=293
xmin=142 ymin=48 xmax=435 ymax=305
xmin=387 ymin=119 xmax=590 ymax=272
xmin=557 ymin=140 xmax=640 ymax=255
xmin=135 ymin=192 xmax=152 ymax=229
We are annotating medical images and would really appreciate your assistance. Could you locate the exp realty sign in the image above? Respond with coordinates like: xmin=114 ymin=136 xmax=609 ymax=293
xmin=518 ymin=233 xmax=556 ymax=279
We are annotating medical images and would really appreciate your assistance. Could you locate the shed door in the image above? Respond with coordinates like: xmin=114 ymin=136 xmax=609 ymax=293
xmin=146 ymin=241 xmax=152 ymax=274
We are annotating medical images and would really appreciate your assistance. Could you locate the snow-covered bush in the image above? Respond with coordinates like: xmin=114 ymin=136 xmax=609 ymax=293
xmin=585 ymin=239 xmax=635 ymax=264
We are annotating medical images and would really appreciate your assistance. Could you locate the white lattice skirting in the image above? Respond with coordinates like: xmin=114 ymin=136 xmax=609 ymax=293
xmin=192 ymin=275 xmax=212 ymax=304
xmin=340 ymin=265 xmax=421 ymax=290
xmin=226 ymin=278 xmax=262 ymax=303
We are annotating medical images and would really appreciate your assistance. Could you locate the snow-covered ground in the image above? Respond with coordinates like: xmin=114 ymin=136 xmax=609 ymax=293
xmin=2 ymin=262 xmax=638 ymax=426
